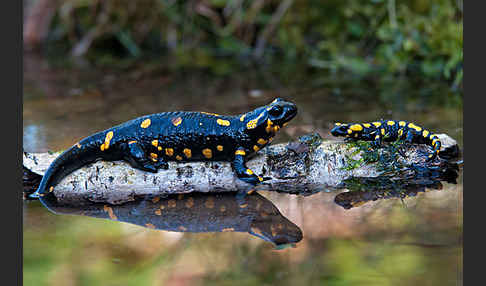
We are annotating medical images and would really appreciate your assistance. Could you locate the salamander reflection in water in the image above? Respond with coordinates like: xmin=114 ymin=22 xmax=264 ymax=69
xmin=45 ymin=191 xmax=303 ymax=247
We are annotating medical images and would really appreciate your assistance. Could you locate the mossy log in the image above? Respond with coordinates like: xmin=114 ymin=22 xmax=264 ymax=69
xmin=23 ymin=134 xmax=460 ymax=205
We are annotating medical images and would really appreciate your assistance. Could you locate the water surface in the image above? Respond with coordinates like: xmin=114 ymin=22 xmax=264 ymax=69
xmin=23 ymin=54 xmax=462 ymax=286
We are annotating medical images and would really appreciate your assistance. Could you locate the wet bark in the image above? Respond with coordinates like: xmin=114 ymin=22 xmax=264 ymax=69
xmin=23 ymin=134 xmax=460 ymax=205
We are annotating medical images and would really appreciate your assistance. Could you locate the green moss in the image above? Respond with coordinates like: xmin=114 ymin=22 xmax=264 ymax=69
xmin=341 ymin=139 xmax=406 ymax=173
xmin=41 ymin=0 xmax=462 ymax=88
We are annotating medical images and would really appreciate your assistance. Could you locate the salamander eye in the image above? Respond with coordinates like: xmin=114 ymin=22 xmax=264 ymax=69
xmin=268 ymin=106 xmax=283 ymax=117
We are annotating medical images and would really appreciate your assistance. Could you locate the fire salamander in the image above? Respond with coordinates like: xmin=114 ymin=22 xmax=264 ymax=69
xmin=330 ymin=120 xmax=442 ymax=161
xmin=30 ymin=98 xmax=297 ymax=199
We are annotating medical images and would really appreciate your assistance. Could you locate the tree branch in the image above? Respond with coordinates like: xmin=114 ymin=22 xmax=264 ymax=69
xmin=23 ymin=134 xmax=460 ymax=206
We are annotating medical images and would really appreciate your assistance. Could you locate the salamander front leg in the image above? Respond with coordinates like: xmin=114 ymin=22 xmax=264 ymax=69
xmin=125 ymin=141 xmax=168 ymax=173
xmin=371 ymin=133 xmax=382 ymax=148
xmin=232 ymin=148 xmax=264 ymax=186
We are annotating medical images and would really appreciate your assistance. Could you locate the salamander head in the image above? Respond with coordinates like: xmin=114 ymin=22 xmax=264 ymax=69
xmin=331 ymin=122 xmax=368 ymax=139
xmin=331 ymin=122 xmax=350 ymax=137
xmin=242 ymin=98 xmax=298 ymax=135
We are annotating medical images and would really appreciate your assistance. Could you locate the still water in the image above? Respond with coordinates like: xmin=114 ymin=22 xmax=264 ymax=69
xmin=23 ymin=54 xmax=463 ymax=286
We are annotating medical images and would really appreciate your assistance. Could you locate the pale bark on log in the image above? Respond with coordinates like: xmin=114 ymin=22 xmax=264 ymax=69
xmin=23 ymin=134 xmax=460 ymax=205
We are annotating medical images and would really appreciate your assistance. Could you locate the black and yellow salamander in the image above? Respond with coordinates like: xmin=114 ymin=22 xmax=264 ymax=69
xmin=330 ymin=120 xmax=442 ymax=161
xmin=30 ymin=98 xmax=297 ymax=199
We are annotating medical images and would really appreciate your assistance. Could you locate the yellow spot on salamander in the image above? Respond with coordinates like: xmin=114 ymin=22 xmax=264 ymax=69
xmin=387 ymin=121 xmax=395 ymax=126
xmin=265 ymin=120 xmax=274 ymax=133
xmin=350 ymin=124 xmax=363 ymax=131
xmin=49 ymin=186 xmax=54 ymax=192
xmin=202 ymin=148 xmax=212 ymax=159
xmin=216 ymin=119 xmax=231 ymax=126
xmin=422 ymin=130 xmax=430 ymax=137
xmin=175 ymin=155 xmax=183 ymax=161
xmin=171 ymin=117 xmax=182 ymax=126
xmin=183 ymin=148 xmax=192 ymax=158
xmin=246 ymin=169 xmax=254 ymax=175
xmin=240 ymin=114 xmax=246 ymax=122
xmin=165 ymin=148 xmax=174 ymax=156
xmin=217 ymin=145 xmax=223 ymax=151
xmin=76 ymin=143 xmax=81 ymax=148
xmin=375 ymin=135 xmax=380 ymax=140
xmin=372 ymin=122 xmax=382 ymax=127
xmin=335 ymin=122 xmax=342 ymax=126
xmin=257 ymin=138 xmax=267 ymax=145
xmin=247 ymin=119 xmax=258 ymax=129
xmin=141 ymin=119 xmax=151 ymax=128
xmin=200 ymin=111 xmax=220 ymax=116
xmin=150 ymin=153 xmax=158 ymax=159
xmin=151 ymin=140 xmax=158 ymax=147
xmin=398 ymin=129 xmax=403 ymax=137
xmin=235 ymin=150 xmax=246 ymax=156
xmin=347 ymin=129 xmax=353 ymax=134
xmin=185 ymin=197 xmax=194 ymax=208
xmin=258 ymin=176 xmax=263 ymax=182
xmin=100 ymin=131 xmax=114 ymax=151
xmin=363 ymin=123 xmax=371 ymax=128
xmin=253 ymin=145 xmax=260 ymax=152
xmin=399 ymin=121 xmax=407 ymax=127
xmin=205 ymin=197 xmax=215 ymax=209
xmin=408 ymin=123 xmax=422 ymax=131
xmin=128 ymin=140 xmax=137 ymax=144
xmin=158 ymin=146 xmax=162 ymax=151
xmin=381 ymin=128 xmax=385 ymax=135
xmin=247 ymin=113 xmax=265 ymax=129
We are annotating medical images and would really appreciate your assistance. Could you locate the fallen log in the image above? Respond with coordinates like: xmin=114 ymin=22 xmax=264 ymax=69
xmin=23 ymin=133 xmax=461 ymax=206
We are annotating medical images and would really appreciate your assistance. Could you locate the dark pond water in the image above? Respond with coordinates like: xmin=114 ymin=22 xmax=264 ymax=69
xmin=23 ymin=54 xmax=463 ymax=286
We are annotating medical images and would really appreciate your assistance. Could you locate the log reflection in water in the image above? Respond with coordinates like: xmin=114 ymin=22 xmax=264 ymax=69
xmin=334 ymin=161 xmax=460 ymax=209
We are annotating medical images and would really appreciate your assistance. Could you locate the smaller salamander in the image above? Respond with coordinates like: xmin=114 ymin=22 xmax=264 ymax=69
xmin=330 ymin=120 xmax=442 ymax=161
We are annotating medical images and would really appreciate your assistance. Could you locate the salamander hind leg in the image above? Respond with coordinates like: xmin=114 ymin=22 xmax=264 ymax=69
xmin=426 ymin=136 xmax=441 ymax=162
xmin=125 ymin=141 xmax=168 ymax=173
xmin=232 ymin=148 xmax=265 ymax=186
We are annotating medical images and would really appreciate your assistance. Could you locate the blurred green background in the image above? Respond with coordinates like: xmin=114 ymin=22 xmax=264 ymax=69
xmin=24 ymin=0 xmax=462 ymax=90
